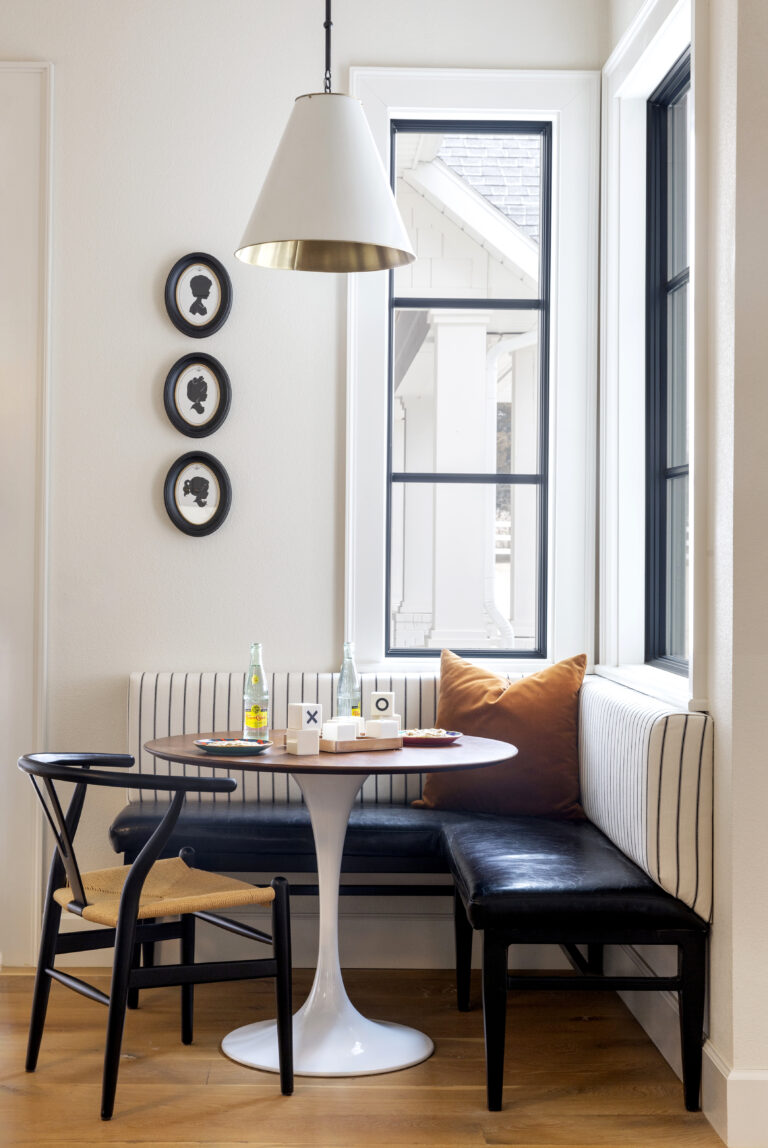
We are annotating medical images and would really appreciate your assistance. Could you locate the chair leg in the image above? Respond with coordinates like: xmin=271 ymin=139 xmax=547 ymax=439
xmin=142 ymin=933 xmax=156 ymax=975
xmin=482 ymin=931 xmax=509 ymax=1112
xmin=181 ymin=914 xmax=195 ymax=1045
xmin=127 ymin=942 xmax=142 ymax=1010
xmin=271 ymin=877 xmax=293 ymax=1096
xmin=101 ymin=916 xmax=137 ymax=1121
xmin=454 ymin=891 xmax=473 ymax=1012
xmin=25 ymin=896 xmax=63 ymax=1072
xmin=128 ymin=917 xmax=159 ymax=1011
xmin=678 ymin=933 xmax=706 ymax=1111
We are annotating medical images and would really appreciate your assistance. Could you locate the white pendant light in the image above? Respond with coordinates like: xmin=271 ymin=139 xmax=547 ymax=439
xmin=235 ymin=1 xmax=415 ymax=273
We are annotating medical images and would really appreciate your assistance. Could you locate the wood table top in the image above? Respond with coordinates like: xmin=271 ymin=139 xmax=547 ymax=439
xmin=144 ymin=731 xmax=517 ymax=776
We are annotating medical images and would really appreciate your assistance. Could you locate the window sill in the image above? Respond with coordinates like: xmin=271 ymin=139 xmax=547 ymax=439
xmin=595 ymin=663 xmax=707 ymax=712
xmin=360 ymin=656 xmax=553 ymax=676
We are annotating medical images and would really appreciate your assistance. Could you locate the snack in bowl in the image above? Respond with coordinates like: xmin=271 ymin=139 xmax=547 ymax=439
xmin=401 ymin=729 xmax=462 ymax=746
xmin=194 ymin=738 xmax=273 ymax=756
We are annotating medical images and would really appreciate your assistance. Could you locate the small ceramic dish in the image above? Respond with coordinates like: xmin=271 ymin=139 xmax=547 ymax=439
xmin=400 ymin=731 xmax=462 ymax=747
xmin=194 ymin=738 xmax=273 ymax=756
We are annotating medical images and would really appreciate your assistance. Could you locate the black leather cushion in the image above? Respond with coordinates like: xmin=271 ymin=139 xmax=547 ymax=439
xmin=109 ymin=801 xmax=468 ymax=873
xmin=442 ymin=816 xmax=707 ymax=931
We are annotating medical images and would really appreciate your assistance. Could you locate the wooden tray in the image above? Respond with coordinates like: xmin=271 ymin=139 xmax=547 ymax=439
xmin=319 ymin=736 xmax=403 ymax=754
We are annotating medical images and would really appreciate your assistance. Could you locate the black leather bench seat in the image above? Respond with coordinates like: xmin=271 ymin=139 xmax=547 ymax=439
xmin=109 ymin=800 xmax=471 ymax=874
xmin=442 ymin=817 xmax=707 ymax=933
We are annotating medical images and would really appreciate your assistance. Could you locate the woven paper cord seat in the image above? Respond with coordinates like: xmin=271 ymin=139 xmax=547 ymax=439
xmin=53 ymin=856 xmax=275 ymax=927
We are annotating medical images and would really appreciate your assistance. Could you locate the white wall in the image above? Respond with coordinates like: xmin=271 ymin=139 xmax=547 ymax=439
xmin=0 ymin=0 xmax=610 ymax=943
xmin=610 ymin=0 xmax=647 ymax=46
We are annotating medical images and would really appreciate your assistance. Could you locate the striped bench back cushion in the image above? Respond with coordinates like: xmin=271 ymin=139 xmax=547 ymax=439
xmin=129 ymin=671 xmax=440 ymax=807
xmin=130 ymin=671 xmax=713 ymax=917
xmin=578 ymin=677 xmax=713 ymax=920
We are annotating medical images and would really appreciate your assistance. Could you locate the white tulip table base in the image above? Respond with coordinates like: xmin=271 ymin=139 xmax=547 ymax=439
xmin=220 ymin=769 xmax=435 ymax=1077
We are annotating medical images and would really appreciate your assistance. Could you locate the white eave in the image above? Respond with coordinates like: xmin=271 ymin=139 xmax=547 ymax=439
xmin=402 ymin=158 xmax=540 ymax=289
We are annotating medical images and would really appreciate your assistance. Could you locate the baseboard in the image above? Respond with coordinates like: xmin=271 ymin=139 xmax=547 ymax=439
xmin=606 ymin=944 xmax=754 ymax=1145
xmin=605 ymin=942 xmax=685 ymax=1079
xmin=55 ymin=898 xmax=569 ymax=972
xmin=47 ymin=916 xmax=767 ymax=1145
xmin=701 ymin=1042 xmax=768 ymax=1148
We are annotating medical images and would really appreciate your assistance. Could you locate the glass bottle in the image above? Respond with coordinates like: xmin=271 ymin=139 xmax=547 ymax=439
xmin=337 ymin=641 xmax=361 ymax=717
xmin=243 ymin=642 xmax=270 ymax=741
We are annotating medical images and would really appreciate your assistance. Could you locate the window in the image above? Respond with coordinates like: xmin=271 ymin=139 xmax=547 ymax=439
xmin=387 ymin=122 xmax=552 ymax=657
xmin=646 ymin=51 xmax=691 ymax=673
xmin=597 ymin=0 xmax=703 ymax=708
xmin=348 ymin=69 xmax=598 ymax=669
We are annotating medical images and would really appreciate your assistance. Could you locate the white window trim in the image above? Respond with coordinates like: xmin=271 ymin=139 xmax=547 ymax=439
xmin=598 ymin=0 xmax=707 ymax=711
xmin=346 ymin=67 xmax=599 ymax=672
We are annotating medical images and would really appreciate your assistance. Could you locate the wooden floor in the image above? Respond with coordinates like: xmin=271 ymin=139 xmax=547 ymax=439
xmin=0 ymin=968 xmax=722 ymax=1147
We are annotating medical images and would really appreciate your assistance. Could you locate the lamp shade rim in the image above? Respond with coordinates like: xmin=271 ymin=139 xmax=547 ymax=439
xmin=235 ymin=237 xmax=415 ymax=273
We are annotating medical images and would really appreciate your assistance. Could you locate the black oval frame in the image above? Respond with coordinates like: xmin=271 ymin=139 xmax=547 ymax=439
xmin=163 ymin=353 xmax=232 ymax=438
xmin=163 ymin=451 xmax=232 ymax=537
xmin=164 ymin=252 xmax=233 ymax=338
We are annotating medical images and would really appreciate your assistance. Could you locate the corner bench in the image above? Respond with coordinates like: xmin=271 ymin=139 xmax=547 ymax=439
xmin=110 ymin=669 xmax=713 ymax=1110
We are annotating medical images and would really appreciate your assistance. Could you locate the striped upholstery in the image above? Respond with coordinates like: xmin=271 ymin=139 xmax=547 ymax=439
xmin=129 ymin=670 xmax=713 ymax=918
xmin=128 ymin=671 xmax=441 ymax=808
xmin=579 ymin=677 xmax=713 ymax=920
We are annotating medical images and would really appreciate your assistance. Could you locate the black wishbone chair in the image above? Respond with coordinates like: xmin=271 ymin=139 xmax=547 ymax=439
xmin=18 ymin=753 xmax=293 ymax=1119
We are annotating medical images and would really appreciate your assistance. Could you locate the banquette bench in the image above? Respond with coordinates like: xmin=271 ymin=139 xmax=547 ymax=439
xmin=110 ymin=669 xmax=713 ymax=1110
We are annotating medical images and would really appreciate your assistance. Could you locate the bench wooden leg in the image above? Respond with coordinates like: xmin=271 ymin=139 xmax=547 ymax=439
xmin=181 ymin=914 xmax=195 ymax=1045
xmin=482 ymin=932 xmax=508 ymax=1111
xmin=678 ymin=933 xmax=706 ymax=1111
xmin=587 ymin=943 xmax=604 ymax=974
xmin=454 ymin=892 xmax=473 ymax=1012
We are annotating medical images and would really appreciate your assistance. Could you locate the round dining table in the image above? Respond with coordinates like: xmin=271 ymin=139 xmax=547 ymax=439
xmin=144 ymin=730 xmax=516 ymax=1078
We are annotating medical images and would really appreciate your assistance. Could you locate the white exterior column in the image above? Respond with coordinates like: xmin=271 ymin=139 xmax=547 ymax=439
xmin=427 ymin=310 xmax=494 ymax=648
xmin=392 ymin=390 xmax=435 ymax=647
xmin=486 ymin=331 xmax=539 ymax=649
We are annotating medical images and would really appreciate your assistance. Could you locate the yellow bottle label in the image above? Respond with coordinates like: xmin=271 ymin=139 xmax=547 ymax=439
xmin=352 ymin=706 xmax=361 ymax=716
xmin=245 ymin=705 xmax=267 ymax=731
xmin=251 ymin=673 xmax=259 ymax=685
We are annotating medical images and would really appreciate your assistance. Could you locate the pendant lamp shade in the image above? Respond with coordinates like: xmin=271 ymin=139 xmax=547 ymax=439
xmin=235 ymin=93 xmax=416 ymax=273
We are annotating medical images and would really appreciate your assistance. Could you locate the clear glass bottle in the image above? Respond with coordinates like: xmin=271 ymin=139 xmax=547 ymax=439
xmin=243 ymin=642 xmax=270 ymax=741
xmin=337 ymin=641 xmax=361 ymax=717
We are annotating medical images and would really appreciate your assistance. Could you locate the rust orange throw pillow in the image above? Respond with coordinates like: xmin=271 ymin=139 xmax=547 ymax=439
xmin=414 ymin=650 xmax=587 ymax=819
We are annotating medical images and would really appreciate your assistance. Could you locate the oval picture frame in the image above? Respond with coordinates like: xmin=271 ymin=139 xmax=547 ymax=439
xmin=164 ymin=451 xmax=232 ymax=537
xmin=164 ymin=252 xmax=233 ymax=338
xmin=163 ymin=353 xmax=231 ymax=438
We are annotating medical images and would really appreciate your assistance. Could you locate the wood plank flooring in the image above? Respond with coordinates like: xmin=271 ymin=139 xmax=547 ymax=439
xmin=0 ymin=969 xmax=722 ymax=1147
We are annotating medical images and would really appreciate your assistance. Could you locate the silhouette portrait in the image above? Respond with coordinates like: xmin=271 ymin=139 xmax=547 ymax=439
xmin=189 ymin=274 xmax=212 ymax=317
xmin=183 ymin=475 xmax=210 ymax=508
xmin=186 ymin=375 xmax=208 ymax=415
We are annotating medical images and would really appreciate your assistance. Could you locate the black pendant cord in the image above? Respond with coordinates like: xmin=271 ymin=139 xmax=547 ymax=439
xmin=324 ymin=0 xmax=333 ymax=92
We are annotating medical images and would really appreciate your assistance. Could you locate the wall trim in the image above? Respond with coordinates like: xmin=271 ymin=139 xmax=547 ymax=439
xmin=607 ymin=942 xmax=684 ymax=1078
xmin=0 ymin=60 xmax=53 ymax=968
xmin=702 ymin=1042 xmax=768 ymax=1148
xmin=598 ymin=0 xmax=707 ymax=707
xmin=347 ymin=66 xmax=599 ymax=671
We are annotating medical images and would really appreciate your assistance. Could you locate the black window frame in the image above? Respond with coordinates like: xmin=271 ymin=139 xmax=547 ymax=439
xmin=385 ymin=119 xmax=553 ymax=659
xmin=645 ymin=50 xmax=691 ymax=675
